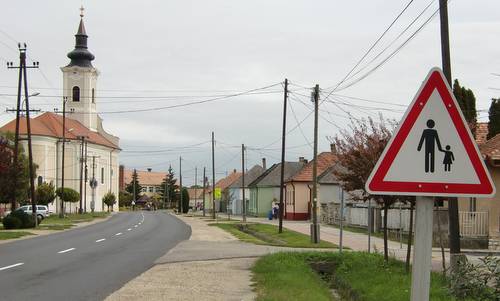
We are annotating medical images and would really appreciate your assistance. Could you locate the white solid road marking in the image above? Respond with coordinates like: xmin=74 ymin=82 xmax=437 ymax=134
xmin=115 ymin=232 xmax=122 ymax=236
xmin=58 ymin=248 xmax=75 ymax=254
xmin=95 ymin=238 xmax=106 ymax=243
xmin=0 ymin=263 xmax=24 ymax=271
xmin=127 ymin=228 xmax=132 ymax=231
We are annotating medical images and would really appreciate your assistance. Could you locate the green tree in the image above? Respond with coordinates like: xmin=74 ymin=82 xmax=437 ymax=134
xmin=55 ymin=187 xmax=80 ymax=204
xmin=453 ymin=79 xmax=477 ymax=133
xmin=102 ymin=191 xmax=116 ymax=212
xmin=487 ymin=98 xmax=500 ymax=139
xmin=159 ymin=165 xmax=179 ymax=208
xmin=118 ymin=190 xmax=132 ymax=207
xmin=125 ymin=170 xmax=142 ymax=200
xmin=36 ymin=182 xmax=56 ymax=205
xmin=181 ymin=187 xmax=190 ymax=214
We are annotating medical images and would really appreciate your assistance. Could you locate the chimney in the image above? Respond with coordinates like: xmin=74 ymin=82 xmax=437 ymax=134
xmin=330 ymin=143 xmax=337 ymax=154
xmin=262 ymin=158 xmax=267 ymax=170
xmin=147 ymin=168 xmax=152 ymax=172
xmin=233 ymin=169 xmax=237 ymax=173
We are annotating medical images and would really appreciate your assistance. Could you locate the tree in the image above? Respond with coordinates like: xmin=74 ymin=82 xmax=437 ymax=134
xmin=159 ymin=165 xmax=179 ymax=208
xmin=0 ymin=134 xmax=31 ymax=210
xmin=125 ymin=170 xmax=142 ymax=200
xmin=330 ymin=116 xmax=408 ymax=263
xmin=36 ymin=182 xmax=56 ymax=205
xmin=487 ymin=98 xmax=500 ymax=139
xmin=181 ymin=187 xmax=190 ymax=214
xmin=119 ymin=190 xmax=132 ymax=207
xmin=453 ymin=79 xmax=477 ymax=134
xmin=102 ymin=191 xmax=116 ymax=212
xmin=55 ymin=187 xmax=80 ymax=204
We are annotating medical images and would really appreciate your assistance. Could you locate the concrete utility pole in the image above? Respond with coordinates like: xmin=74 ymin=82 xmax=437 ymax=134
xmin=133 ymin=168 xmax=137 ymax=206
xmin=340 ymin=188 xmax=344 ymax=252
xmin=84 ymin=141 xmax=88 ymax=212
xmin=212 ymin=132 xmax=216 ymax=219
xmin=439 ymin=0 xmax=462 ymax=270
xmin=194 ymin=167 xmax=197 ymax=211
xmin=179 ymin=156 xmax=183 ymax=214
xmin=278 ymin=78 xmax=288 ymax=233
xmin=59 ymin=97 xmax=68 ymax=217
xmin=78 ymin=136 xmax=86 ymax=214
xmin=6 ymin=44 xmax=39 ymax=218
xmin=310 ymin=84 xmax=320 ymax=244
xmin=241 ymin=144 xmax=246 ymax=222
xmin=202 ymin=167 xmax=206 ymax=217
xmin=90 ymin=155 xmax=100 ymax=213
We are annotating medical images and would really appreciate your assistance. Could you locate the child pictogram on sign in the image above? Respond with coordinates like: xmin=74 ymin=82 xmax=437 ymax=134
xmin=442 ymin=145 xmax=454 ymax=172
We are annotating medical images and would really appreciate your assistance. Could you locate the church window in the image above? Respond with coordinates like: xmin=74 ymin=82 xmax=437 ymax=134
xmin=72 ymin=86 xmax=80 ymax=102
xmin=92 ymin=88 xmax=95 ymax=103
xmin=101 ymin=167 xmax=104 ymax=184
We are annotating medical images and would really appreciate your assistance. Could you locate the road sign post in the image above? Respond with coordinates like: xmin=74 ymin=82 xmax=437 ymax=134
xmin=366 ymin=68 xmax=495 ymax=301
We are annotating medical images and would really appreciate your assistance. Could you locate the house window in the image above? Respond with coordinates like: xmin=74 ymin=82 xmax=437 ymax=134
xmin=101 ymin=167 xmax=104 ymax=184
xmin=72 ymin=86 xmax=80 ymax=102
xmin=141 ymin=187 xmax=146 ymax=192
xmin=92 ymin=88 xmax=95 ymax=103
xmin=37 ymin=176 xmax=43 ymax=186
xmin=149 ymin=187 xmax=153 ymax=192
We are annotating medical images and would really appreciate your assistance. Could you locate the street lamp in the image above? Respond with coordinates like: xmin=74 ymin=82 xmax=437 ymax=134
xmin=20 ymin=92 xmax=40 ymax=117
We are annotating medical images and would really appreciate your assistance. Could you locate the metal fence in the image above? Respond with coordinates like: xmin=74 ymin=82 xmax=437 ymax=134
xmin=459 ymin=211 xmax=489 ymax=237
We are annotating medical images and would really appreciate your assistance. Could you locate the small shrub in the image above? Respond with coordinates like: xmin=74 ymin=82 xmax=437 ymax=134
xmin=9 ymin=210 xmax=36 ymax=228
xmin=2 ymin=215 xmax=22 ymax=229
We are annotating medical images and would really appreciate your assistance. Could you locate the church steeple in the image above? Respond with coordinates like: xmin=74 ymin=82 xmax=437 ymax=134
xmin=67 ymin=6 xmax=95 ymax=68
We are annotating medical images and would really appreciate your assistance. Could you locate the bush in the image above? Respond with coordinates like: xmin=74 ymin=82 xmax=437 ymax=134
xmin=55 ymin=187 xmax=80 ymax=203
xmin=2 ymin=215 xmax=22 ymax=229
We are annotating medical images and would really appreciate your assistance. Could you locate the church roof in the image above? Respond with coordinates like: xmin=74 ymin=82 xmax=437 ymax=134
xmin=0 ymin=112 xmax=119 ymax=149
xmin=67 ymin=16 xmax=95 ymax=68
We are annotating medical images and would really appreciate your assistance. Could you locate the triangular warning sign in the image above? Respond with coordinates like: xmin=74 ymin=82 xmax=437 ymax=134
xmin=366 ymin=68 xmax=495 ymax=197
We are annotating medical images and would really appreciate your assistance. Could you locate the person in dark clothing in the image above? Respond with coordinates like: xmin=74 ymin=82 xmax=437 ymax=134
xmin=417 ymin=119 xmax=444 ymax=173
xmin=272 ymin=204 xmax=278 ymax=219
xmin=443 ymin=145 xmax=454 ymax=172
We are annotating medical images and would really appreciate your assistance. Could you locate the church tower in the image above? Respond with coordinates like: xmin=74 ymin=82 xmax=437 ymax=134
xmin=61 ymin=7 xmax=99 ymax=131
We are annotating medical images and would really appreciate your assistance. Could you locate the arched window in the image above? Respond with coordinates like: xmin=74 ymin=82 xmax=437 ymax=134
xmin=91 ymin=88 xmax=95 ymax=103
xmin=72 ymin=86 xmax=80 ymax=102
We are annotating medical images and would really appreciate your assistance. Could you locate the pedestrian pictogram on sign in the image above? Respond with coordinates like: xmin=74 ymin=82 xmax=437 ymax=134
xmin=366 ymin=67 xmax=495 ymax=197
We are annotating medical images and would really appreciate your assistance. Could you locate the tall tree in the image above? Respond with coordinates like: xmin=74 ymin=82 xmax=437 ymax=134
xmin=0 ymin=134 xmax=31 ymax=209
xmin=125 ymin=170 xmax=143 ymax=199
xmin=159 ymin=165 xmax=179 ymax=208
xmin=487 ymin=98 xmax=500 ymax=139
xmin=330 ymin=116 xmax=410 ymax=263
xmin=181 ymin=187 xmax=190 ymax=214
xmin=36 ymin=182 xmax=56 ymax=205
xmin=453 ymin=79 xmax=477 ymax=133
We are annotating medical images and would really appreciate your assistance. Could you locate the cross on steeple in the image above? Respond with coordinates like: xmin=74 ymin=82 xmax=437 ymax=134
xmin=80 ymin=5 xmax=85 ymax=18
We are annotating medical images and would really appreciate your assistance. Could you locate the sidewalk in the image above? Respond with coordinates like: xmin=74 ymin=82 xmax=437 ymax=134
xmin=106 ymin=214 xmax=326 ymax=301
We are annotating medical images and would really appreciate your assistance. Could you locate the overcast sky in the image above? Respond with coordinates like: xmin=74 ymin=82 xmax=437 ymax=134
xmin=0 ymin=0 xmax=499 ymax=185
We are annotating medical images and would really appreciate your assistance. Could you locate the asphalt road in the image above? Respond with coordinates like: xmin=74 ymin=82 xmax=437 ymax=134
xmin=0 ymin=211 xmax=191 ymax=301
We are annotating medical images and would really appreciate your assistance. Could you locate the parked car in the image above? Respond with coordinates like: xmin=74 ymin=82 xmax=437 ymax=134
xmin=17 ymin=205 xmax=50 ymax=220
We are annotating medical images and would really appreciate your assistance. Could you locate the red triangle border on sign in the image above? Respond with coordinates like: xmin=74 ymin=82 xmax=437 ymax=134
xmin=367 ymin=68 xmax=495 ymax=197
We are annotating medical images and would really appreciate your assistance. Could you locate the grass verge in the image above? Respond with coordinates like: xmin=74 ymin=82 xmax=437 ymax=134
xmin=252 ymin=252 xmax=462 ymax=301
xmin=211 ymin=222 xmax=337 ymax=248
xmin=38 ymin=212 xmax=110 ymax=230
xmin=0 ymin=231 xmax=35 ymax=240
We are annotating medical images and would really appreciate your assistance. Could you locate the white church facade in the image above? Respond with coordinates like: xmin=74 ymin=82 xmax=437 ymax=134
xmin=0 ymin=13 xmax=120 ymax=213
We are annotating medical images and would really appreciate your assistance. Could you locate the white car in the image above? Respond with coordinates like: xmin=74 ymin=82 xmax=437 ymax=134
xmin=17 ymin=205 xmax=50 ymax=220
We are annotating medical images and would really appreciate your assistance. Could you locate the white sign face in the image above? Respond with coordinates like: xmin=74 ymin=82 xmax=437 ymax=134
xmin=366 ymin=68 xmax=495 ymax=197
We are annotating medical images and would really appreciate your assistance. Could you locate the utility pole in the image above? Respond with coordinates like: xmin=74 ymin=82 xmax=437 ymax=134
xmin=6 ymin=44 xmax=39 ymax=217
xmin=242 ymin=144 xmax=246 ymax=222
xmin=311 ymin=84 xmax=320 ymax=244
xmin=179 ymin=156 xmax=183 ymax=214
xmin=278 ymin=78 xmax=288 ymax=233
xmin=84 ymin=141 xmax=88 ymax=213
xmin=340 ymin=188 xmax=344 ymax=253
xmin=439 ymin=0 xmax=461 ymax=270
xmin=194 ymin=167 xmax=197 ymax=211
xmin=163 ymin=174 xmax=167 ymax=209
xmin=211 ymin=132 xmax=216 ymax=219
xmin=202 ymin=167 xmax=206 ymax=217
xmin=89 ymin=155 xmax=100 ymax=213
xmin=59 ymin=97 xmax=68 ymax=217
xmin=78 ymin=136 xmax=86 ymax=214
xmin=133 ymin=168 xmax=137 ymax=207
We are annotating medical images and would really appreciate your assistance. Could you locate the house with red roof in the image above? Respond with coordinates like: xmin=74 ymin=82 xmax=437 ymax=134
xmin=0 ymin=13 xmax=120 ymax=213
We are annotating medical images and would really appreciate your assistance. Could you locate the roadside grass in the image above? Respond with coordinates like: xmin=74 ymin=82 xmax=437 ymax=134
xmin=327 ymin=224 xmax=411 ymax=245
xmin=211 ymin=222 xmax=337 ymax=248
xmin=39 ymin=212 xmax=109 ymax=230
xmin=253 ymin=252 xmax=463 ymax=301
xmin=0 ymin=231 xmax=35 ymax=240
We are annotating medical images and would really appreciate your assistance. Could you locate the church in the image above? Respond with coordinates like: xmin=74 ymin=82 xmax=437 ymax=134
xmin=0 ymin=12 xmax=120 ymax=213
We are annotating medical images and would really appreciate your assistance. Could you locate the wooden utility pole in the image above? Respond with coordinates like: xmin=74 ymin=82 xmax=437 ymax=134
xmin=241 ymin=144 xmax=246 ymax=222
xmin=211 ymin=132 xmax=216 ymax=219
xmin=78 ymin=136 xmax=85 ymax=214
xmin=59 ymin=97 xmax=68 ymax=217
xmin=278 ymin=78 xmax=288 ymax=233
xmin=179 ymin=156 xmax=183 ymax=214
xmin=202 ymin=167 xmax=206 ymax=217
xmin=311 ymin=84 xmax=320 ymax=244
xmin=439 ymin=0 xmax=461 ymax=270
xmin=84 ymin=141 xmax=88 ymax=213
xmin=194 ymin=167 xmax=197 ymax=211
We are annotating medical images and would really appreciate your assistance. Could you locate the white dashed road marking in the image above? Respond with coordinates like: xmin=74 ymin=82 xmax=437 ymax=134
xmin=127 ymin=228 xmax=132 ymax=231
xmin=134 ymin=225 xmax=138 ymax=228
xmin=95 ymin=238 xmax=106 ymax=243
xmin=115 ymin=232 xmax=122 ymax=236
xmin=0 ymin=263 xmax=24 ymax=271
xmin=58 ymin=248 xmax=75 ymax=254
